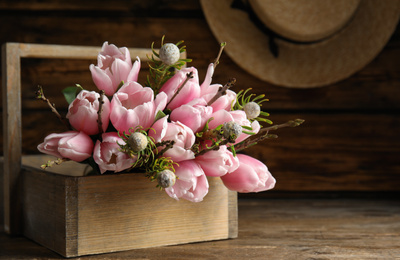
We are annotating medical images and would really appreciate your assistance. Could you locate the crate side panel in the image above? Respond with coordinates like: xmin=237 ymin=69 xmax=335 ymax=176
xmin=76 ymin=174 xmax=230 ymax=255
xmin=22 ymin=168 xmax=69 ymax=256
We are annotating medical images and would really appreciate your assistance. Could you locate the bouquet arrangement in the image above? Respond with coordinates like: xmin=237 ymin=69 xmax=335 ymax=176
xmin=37 ymin=38 xmax=303 ymax=202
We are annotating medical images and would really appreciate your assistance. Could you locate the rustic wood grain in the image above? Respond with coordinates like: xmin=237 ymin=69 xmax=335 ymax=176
xmin=245 ymin=113 xmax=400 ymax=192
xmin=1 ymin=43 xmax=23 ymax=235
xmin=1 ymin=199 xmax=400 ymax=259
xmin=0 ymin=0 xmax=202 ymax=14
xmin=1 ymin=0 xmax=400 ymax=233
xmin=3 ymin=110 xmax=397 ymax=193
xmin=1 ymin=16 xmax=399 ymax=111
xmin=20 ymin=155 xmax=236 ymax=258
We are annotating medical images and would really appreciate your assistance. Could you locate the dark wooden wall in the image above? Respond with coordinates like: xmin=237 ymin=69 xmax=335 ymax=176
xmin=1 ymin=0 xmax=400 ymax=198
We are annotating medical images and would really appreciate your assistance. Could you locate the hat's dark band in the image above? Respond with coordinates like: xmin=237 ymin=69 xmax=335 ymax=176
xmin=231 ymin=0 xmax=356 ymax=58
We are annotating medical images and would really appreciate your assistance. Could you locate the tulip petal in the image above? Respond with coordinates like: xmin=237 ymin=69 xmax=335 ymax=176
xmin=90 ymin=64 xmax=114 ymax=96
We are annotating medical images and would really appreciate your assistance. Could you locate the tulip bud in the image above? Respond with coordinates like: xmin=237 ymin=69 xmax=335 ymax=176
xmin=128 ymin=132 xmax=148 ymax=152
xmin=222 ymin=121 xmax=242 ymax=141
xmin=159 ymin=43 xmax=180 ymax=65
xmin=243 ymin=101 xmax=260 ymax=119
xmin=156 ymin=169 xmax=176 ymax=188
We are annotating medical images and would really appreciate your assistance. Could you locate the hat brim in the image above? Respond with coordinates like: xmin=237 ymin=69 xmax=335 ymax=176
xmin=200 ymin=0 xmax=400 ymax=88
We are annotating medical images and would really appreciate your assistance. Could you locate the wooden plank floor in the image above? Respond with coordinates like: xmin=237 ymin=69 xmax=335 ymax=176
xmin=1 ymin=199 xmax=400 ymax=259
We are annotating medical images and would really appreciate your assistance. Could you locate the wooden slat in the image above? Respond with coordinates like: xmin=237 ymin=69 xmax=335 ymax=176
xmin=17 ymin=43 xmax=153 ymax=60
xmin=2 ymin=43 xmax=23 ymax=234
xmin=0 ymin=17 xmax=399 ymax=111
xmin=245 ymin=112 xmax=400 ymax=192
xmin=0 ymin=0 xmax=202 ymax=13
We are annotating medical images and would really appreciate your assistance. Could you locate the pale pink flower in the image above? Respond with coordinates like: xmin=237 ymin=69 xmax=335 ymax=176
xmin=202 ymin=85 xmax=236 ymax=112
xmin=170 ymin=98 xmax=213 ymax=133
xmin=195 ymin=145 xmax=239 ymax=177
xmin=149 ymin=116 xmax=195 ymax=162
xmin=93 ymin=132 xmax=137 ymax=174
xmin=230 ymin=110 xmax=260 ymax=143
xmin=37 ymin=131 xmax=93 ymax=162
xmin=200 ymin=63 xmax=215 ymax=90
xmin=66 ymin=90 xmax=110 ymax=136
xmin=221 ymin=154 xmax=276 ymax=193
xmin=200 ymin=63 xmax=236 ymax=112
xmin=160 ymin=67 xmax=201 ymax=110
xmin=165 ymin=160 xmax=209 ymax=202
xmin=90 ymin=42 xmax=141 ymax=96
xmin=110 ymin=81 xmax=167 ymax=133
xmin=208 ymin=109 xmax=260 ymax=143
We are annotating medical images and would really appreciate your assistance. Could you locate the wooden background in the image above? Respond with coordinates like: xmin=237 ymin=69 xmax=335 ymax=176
xmin=1 ymin=0 xmax=400 ymax=204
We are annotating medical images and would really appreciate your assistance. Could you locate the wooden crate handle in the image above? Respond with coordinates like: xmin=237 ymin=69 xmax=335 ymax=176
xmin=1 ymin=43 xmax=166 ymax=234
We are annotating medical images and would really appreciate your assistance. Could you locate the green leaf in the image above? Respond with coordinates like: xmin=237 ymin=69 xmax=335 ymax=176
xmin=154 ymin=110 xmax=167 ymax=122
xmin=260 ymin=111 xmax=270 ymax=117
xmin=230 ymin=145 xmax=236 ymax=156
xmin=215 ymin=124 xmax=223 ymax=131
xmin=242 ymin=130 xmax=256 ymax=135
xmin=242 ymin=125 xmax=253 ymax=131
xmin=62 ymin=86 xmax=80 ymax=104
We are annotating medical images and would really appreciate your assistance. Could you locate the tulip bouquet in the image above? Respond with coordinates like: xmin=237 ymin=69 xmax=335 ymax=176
xmin=36 ymin=38 xmax=303 ymax=202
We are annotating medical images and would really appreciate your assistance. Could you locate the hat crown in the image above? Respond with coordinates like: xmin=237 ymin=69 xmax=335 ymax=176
xmin=249 ymin=0 xmax=361 ymax=42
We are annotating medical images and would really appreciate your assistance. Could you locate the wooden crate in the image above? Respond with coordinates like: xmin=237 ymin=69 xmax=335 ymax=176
xmin=2 ymin=43 xmax=237 ymax=257
xmin=21 ymin=156 xmax=237 ymax=258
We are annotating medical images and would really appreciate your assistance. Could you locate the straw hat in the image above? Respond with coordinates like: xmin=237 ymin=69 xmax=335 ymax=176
xmin=200 ymin=0 xmax=400 ymax=88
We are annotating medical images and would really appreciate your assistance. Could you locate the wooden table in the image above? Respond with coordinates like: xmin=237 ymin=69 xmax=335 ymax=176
xmin=1 ymin=199 xmax=400 ymax=259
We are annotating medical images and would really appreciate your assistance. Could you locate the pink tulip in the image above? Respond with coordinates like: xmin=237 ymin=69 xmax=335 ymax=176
xmin=66 ymin=90 xmax=110 ymax=135
xmin=90 ymin=42 xmax=141 ymax=96
xmin=202 ymin=85 xmax=236 ymax=112
xmin=37 ymin=131 xmax=94 ymax=162
xmin=110 ymin=81 xmax=167 ymax=133
xmin=195 ymin=145 xmax=239 ymax=177
xmin=149 ymin=116 xmax=195 ymax=162
xmin=208 ymin=109 xmax=260 ymax=143
xmin=170 ymin=98 xmax=213 ymax=133
xmin=160 ymin=67 xmax=201 ymax=110
xmin=93 ymin=132 xmax=137 ymax=174
xmin=200 ymin=63 xmax=236 ymax=112
xmin=229 ymin=110 xmax=260 ymax=143
xmin=221 ymin=154 xmax=276 ymax=193
xmin=165 ymin=160 xmax=209 ymax=202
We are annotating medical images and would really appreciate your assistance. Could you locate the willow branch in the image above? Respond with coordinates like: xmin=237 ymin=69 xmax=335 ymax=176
xmin=166 ymin=71 xmax=194 ymax=108
xmin=97 ymin=90 xmax=105 ymax=135
xmin=234 ymin=119 xmax=305 ymax=152
xmin=195 ymin=139 xmax=230 ymax=157
xmin=207 ymin=78 xmax=236 ymax=106
xmin=36 ymin=86 xmax=71 ymax=130
xmin=213 ymin=42 xmax=226 ymax=70
xmin=156 ymin=140 xmax=176 ymax=158
xmin=257 ymin=119 xmax=305 ymax=135
xmin=41 ymin=158 xmax=69 ymax=170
